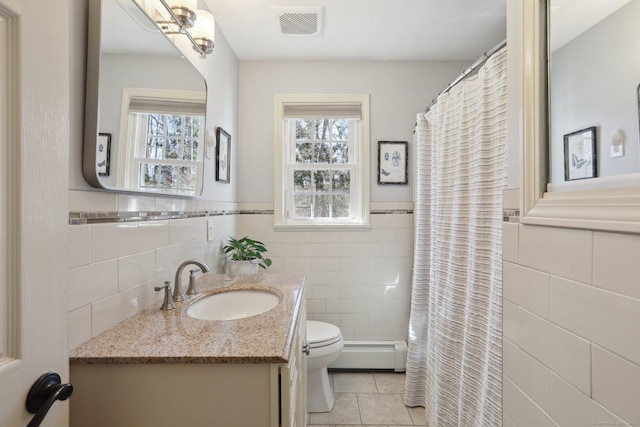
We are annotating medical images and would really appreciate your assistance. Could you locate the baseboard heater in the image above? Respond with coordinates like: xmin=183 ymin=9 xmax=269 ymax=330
xmin=329 ymin=340 xmax=407 ymax=372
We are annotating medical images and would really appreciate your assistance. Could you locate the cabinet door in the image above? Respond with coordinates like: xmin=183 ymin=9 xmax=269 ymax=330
xmin=280 ymin=299 xmax=307 ymax=427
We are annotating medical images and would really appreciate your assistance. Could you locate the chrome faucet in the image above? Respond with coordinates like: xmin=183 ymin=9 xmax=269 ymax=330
xmin=173 ymin=259 xmax=210 ymax=302
xmin=154 ymin=281 xmax=176 ymax=310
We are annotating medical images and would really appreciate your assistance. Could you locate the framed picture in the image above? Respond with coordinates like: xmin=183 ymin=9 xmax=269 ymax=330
xmin=378 ymin=141 xmax=408 ymax=185
xmin=96 ymin=133 xmax=111 ymax=176
xmin=216 ymin=127 xmax=231 ymax=183
xmin=564 ymin=126 xmax=597 ymax=181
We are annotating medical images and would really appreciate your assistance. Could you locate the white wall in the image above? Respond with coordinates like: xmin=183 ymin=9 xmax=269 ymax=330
xmin=504 ymin=2 xmax=640 ymax=425
xmin=237 ymin=61 xmax=467 ymax=203
xmin=549 ymin=0 xmax=640 ymax=182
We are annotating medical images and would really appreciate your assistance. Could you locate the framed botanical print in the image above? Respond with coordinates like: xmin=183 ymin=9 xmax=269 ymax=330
xmin=378 ymin=141 xmax=408 ymax=185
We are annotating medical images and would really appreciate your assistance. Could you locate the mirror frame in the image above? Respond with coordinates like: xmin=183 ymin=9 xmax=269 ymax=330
xmin=520 ymin=0 xmax=640 ymax=234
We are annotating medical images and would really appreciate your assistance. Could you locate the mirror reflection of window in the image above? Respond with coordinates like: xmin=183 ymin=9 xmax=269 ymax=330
xmin=130 ymin=112 xmax=203 ymax=194
xmin=548 ymin=0 xmax=639 ymax=185
xmin=120 ymin=88 xmax=206 ymax=195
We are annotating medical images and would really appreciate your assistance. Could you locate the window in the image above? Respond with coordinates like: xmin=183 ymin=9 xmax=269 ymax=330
xmin=274 ymin=94 xmax=370 ymax=229
xmin=119 ymin=88 xmax=205 ymax=195
xmin=129 ymin=112 xmax=203 ymax=194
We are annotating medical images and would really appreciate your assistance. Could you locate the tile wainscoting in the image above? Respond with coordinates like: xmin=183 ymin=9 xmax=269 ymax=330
xmin=67 ymin=191 xmax=239 ymax=350
xmin=238 ymin=204 xmax=415 ymax=342
xmin=502 ymin=188 xmax=640 ymax=426
xmin=67 ymin=190 xmax=415 ymax=349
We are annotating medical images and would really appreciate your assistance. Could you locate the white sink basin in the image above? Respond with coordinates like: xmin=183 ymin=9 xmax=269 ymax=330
xmin=187 ymin=290 xmax=280 ymax=321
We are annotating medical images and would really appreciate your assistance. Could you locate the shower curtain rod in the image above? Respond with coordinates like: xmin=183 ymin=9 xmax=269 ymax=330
xmin=423 ymin=39 xmax=507 ymax=115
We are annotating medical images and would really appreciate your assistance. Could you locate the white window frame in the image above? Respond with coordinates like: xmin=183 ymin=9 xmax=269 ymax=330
xmin=274 ymin=94 xmax=370 ymax=230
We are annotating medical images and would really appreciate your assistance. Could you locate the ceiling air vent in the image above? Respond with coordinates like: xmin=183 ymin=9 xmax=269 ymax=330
xmin=271 ymin=6 xmax=324 ymax=36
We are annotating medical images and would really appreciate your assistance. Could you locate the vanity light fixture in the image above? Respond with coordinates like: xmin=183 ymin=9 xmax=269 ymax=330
xmin=155 ymin=0 xmax=215 ymax=57
xmin=191 ymin=10 xmax=215 ymax=55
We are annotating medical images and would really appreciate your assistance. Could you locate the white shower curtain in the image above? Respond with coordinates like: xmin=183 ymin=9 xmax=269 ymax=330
xmin=405 ymin=47 xmax=507 ymax=427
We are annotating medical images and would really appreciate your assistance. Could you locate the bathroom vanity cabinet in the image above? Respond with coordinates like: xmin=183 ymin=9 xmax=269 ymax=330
xmin=69 ymin=274 xmax=307 ymax=427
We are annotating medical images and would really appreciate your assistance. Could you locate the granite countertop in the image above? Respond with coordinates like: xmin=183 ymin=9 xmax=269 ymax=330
xmin=69 ymin=272 xmax=306 ymax=365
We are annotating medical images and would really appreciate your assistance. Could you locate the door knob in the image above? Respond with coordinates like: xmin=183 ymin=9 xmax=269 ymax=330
xmin=25 ymin=372 xmax=73 ymax=427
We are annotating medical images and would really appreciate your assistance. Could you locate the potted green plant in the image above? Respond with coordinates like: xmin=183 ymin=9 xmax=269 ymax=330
xmin=223 ymin=236 xmax=272 ymax=275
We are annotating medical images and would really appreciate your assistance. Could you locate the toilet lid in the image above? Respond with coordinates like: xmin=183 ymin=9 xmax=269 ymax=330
xmin=307 ymin=321 xmax=342 ymax=348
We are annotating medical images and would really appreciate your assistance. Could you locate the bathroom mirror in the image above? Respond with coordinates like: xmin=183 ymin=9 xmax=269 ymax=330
xmin=548 ymin=0 xmax=640 ymax=185
xmin=84 ymin=0 xmax=207 ymax=196
xmin=519 ymin=0 xmax=640 ymax=233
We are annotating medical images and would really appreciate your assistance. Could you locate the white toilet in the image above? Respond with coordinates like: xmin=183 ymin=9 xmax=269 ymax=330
xmin=306 ymin=320 xmax=344 ymax=412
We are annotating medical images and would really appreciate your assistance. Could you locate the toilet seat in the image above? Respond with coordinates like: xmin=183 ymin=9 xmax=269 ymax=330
xmin=307 ymin=320 xmax=342 ymax=349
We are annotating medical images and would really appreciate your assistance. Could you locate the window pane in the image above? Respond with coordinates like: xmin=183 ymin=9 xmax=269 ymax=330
xmin=166 ymin=139 xmax=180 ymax=159
xmin=294 ymin=170 xmax=312 ymax=190
xmin=159 ymin=165 xmax=176 ymax=188
xmin=314 ymin=170 xmax=331 ymax=191
xmin=332 ymin=195 xmax=351 ymax=218
xmin=294 ymin=194 xmax=312 ymax=218
xmin=184 ymin=116 xmax=200 ymax=138
xmin=147 ymin=114 xmax=163 ymax=135
xmin=178 ymin=166 xmax=196 ymax=190
xmin=192 ymin=140 xmax=199 ymax=160
xmin=314 ymin=142 xmax=330 ymax=163
xmin=192 ymin=117 xmax=201 ymax=137
xmin=331 ymin=119 xmax=349 ymax=141
xmin=313 ymin=195 xmax=331 ymax=218
xmin=332 ymin=142 xmax=349 ymax=163
xmin=183 ymin=140 xmax=193 ymax=161
xmin=146 ymin=138 xmax=164 ymax=159
xmin=296 ymin=142 xmax=313 ymax=163
xmin=167 ymin=115 xmax=182 ymax=136
xmin=140 ymin=164 xmax=159 ymax=187
xmin=296 ymin=119 xmax=314 ymax=141
xmin=315 ymin=120 xmax=331 ymax=141
xmin=332 ymin=170 xmax=350 ymax=191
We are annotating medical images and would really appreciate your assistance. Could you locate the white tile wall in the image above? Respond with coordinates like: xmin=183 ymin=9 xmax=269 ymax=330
xmin=592 ymin=346 xmax=640 ymax=423
xmin=504 ymin=188 xmax=640 ymax=426
xmin=517 ymin=307 xmax=591 ymax=394
xmin=67 ymin=193 xmax=412 ymax=348
xmin=503 ymin=262 xmax=550 ymax=318
xmin=593 ymin=231 xmax=640 ymax=299
xmin=518 ymin=225 xmax=593 ymax=284
xmin=67 ymin=191 xmax=238 ymax=350
xmin=503 ymin=338 xmax=551 ymax=413
xmin=549 ymin=372 xmax=627 ymax=426
xmin=239 ymin=210 xmax=414 ymax=342
xmin=503 ymin=376 xmax=560 ymax=427
xmin=550 ymin=276 xmax=640 ymax=365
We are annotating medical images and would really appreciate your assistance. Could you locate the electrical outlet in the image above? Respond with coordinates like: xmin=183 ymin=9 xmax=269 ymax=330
xmin=207 ymin=219 xmax=214 ymax=242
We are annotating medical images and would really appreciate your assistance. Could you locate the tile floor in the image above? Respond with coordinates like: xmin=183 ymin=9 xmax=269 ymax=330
xmin=308 ymin=372 xmax=427 ymax=426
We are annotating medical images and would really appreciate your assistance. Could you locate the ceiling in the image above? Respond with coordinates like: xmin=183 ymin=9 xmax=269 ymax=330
xmin=201 ymin=0 xmax=507 ymax=62
xmin=549 ymin=0 xmax=631 ymax=51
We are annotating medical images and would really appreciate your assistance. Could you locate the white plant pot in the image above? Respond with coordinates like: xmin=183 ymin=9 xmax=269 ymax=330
xmin=228 ymin=260 xmax=260 ymax=275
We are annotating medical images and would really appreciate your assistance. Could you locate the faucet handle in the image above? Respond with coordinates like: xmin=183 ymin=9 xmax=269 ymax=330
xmin=186 ymin=269 xmax=201 ymax=296
xmin=154 ymin=281 xmax=176 ymax=310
